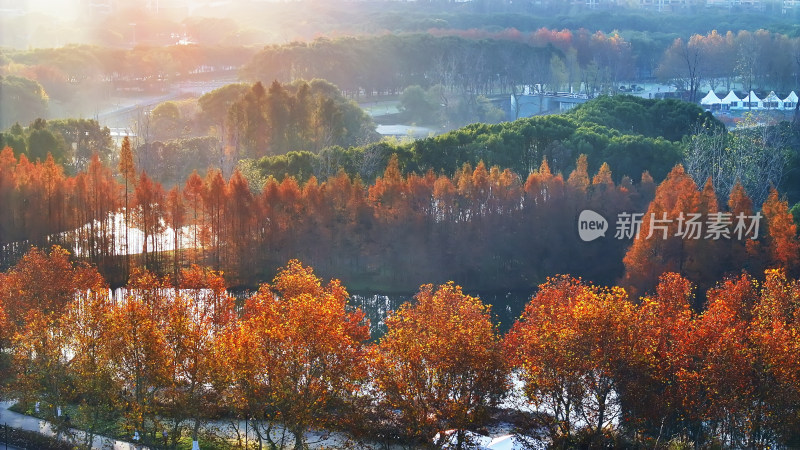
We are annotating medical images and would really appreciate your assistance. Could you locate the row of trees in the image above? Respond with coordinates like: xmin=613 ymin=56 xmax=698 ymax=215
xmin=0 ymin=118 xmax=115 ymax=171
xmin=623 ymin=165 xmax=799 ymax=302
xmin=5 ymin=17 xmax=800 ymax=126
xmin=2 ymin=94 xmax=732 ymax=201
xmin=0 ymin=139 xmax=647 ymax=289
xmin=222 ymin=80 xmax=378 ymax=158
xmin=0 ymin=78 xmax=379 ymax=186
xmin=656 ymin=29 xmax=800 ymax=102
xmin=241 ymin=28 xmax=800 ymax=104
xmin=242 ymin=32 xmax=633 ymax=100
xmin=1 ymin=43 xmax=255 ymax=101
xmin=2 ymin=248 xmax=800 ymax=448
xmin=0 ymin=75 xmax=49 ymax=131
xmin=117 ymin=79 xmax=379 ymax=181
xmin=250 ymin=94 xmax=712 ymax=188
xmin=2 ymin=133 xmax=796 ymax=296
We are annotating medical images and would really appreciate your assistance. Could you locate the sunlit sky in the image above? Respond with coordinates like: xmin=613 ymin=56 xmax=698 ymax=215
xmin=0 ymin=0 xmax=275 ymax=21
xmin=3 ymin=0 xmax=194 ymax=19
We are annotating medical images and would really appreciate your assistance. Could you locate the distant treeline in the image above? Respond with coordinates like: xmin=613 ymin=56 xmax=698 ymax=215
xmin=242 ymin=32 xmax=633 ymax=98
xmin=249 ymin=95 xmax=717 ymax=187
xmin=248 ymin=94 xmax=800 ymax=208
xmin=4 ymin=24 xmax=800 ymax=130
xmin=0 ymin=118 xmax=114 ymax=173
xmin=242 ymin=29 xmax=800 ymax=104
xmin=0 ymin=44 xmax=257 ymax=128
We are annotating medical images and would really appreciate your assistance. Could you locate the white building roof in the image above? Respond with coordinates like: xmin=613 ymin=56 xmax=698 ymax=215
xmin=783 ymin=91 xmax=798 ymax=103
xmin=742 ymin=90 xmax=762 ymax=102
xmin=721 ymin=90 xmax=741 ymax=104
xmin=763 ymin=91 xmax=781 ymax=102
xmin=700 ymin=90 xmax=722 ymax=105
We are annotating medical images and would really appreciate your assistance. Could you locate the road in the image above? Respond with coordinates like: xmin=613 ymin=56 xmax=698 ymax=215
xmin=96 ymin=76 xmax=240 ymax=132
xmin=0 ymin=402 xmax=140 ymax=450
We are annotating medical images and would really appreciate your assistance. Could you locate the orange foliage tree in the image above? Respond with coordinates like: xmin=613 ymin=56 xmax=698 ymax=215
xmin=0 ymin=245 xmax=105 ymax=329
xmin=505 ymin=275 xmax=636 ymax=443
xmin=689 ymin=274 xmax=758 ymax=445
xmin=745 ymin=270 xmax=800 ymax=446
xmin=4 ymin=246 xmax=105 ymax=425
xmin=132 ymin=171 xmax=166 ymax=269
xmin=761 ymin=188 xmax=800 ymax=274
xmin=104 ymin=269 xmax=172 ymax=442
xmin=221 ymin=260 xmax=369 ymax=449
xmin=118 ymin=136 xmax=136 ymax=272
xmin=12 ymin=310 xmax=71 ymax=420
xmin=161 ymin=265 xmax=235 ymax=448
xmin=625 ymin=273 xmax=697 ymax=439
xmin=0 ymin=294 xmax=10 ymax=390
xmin=373 ymin=282 xmax=507 ymax=447
xmin=727 ymin=181 xmax=762 ymax=274
xmin=165 ymin=185 xmax=185 ymax=281
xmin=623 ymin=165 xmax=704 ymax=299
xmin=62 ymin=288 xmax=117 ymax=448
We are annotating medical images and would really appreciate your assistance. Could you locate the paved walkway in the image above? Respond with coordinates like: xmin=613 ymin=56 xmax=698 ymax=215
xmin=0 ymin=402 xmax=141 ymax=450
xmin=0 ymin=439 xmax=24 ymax=450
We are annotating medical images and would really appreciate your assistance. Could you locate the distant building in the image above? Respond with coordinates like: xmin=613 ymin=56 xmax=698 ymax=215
xmin=699 ymin=89 xmax=799 ymax=111
xmin=578 ymin=0 xmax=618 ymax=8
xmin=783 ymin=0 xmax=800 ymax=12
xmin=639 ymin=0 xmax=687 ymax=11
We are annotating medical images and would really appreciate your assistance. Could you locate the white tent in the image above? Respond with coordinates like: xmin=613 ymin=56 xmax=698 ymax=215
xmin=763 ymin=91 xmax=782 ymax=109
xmin=721 ymin=90 xmax=742 ymax=110
xmin=783 ymin=91 xmax=798 ymax=110
xmin=741 ymin=91 xmax=763 ymax=109
xmin=700 ymin=90 xmax=722 ymax=109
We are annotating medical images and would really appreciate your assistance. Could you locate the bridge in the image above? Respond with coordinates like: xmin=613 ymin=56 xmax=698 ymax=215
xmin=509 ymin=93 xmax=589 ymax=119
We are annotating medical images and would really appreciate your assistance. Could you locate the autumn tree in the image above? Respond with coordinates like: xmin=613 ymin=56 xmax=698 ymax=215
xmin=105 ymin=269 xmax=172 ymax=444
xmin=567 ymin=153 xmax=590 ymax=192
xmin=223 ymin=169 xmax=254 ymax=278
xmin=222 ymin=260 xmax=369 ymax=449
xmin=165 ymin=186 xmax=185 ymax=282
xmin=505 ymin=275 xmax=635 ymax=444
xmin=761 ymin=188 xmax=800 ymax=274
xmin=693 ymin=274 xmax=762 ymax=446
xmin=0 ymin=294 xmax=10 ymax=390
xmin=748 ymin=269 xmax=800 ymax=445
xmin=728 ymin=181 xmax=762 ymax=274
xmin=79 ymin=153 xmax=120 ymax=269
xmin=118 ymin=136 xmax=136 ymax=272
xmin=4 ymin=246 xmax=105 ymax=426
xmin=657 ymin=35 xmax=705 ymax=102
xmin=374 ymin=282 xmax=507 ymax=447
xmin=183 ymin=170 xmax=205 ymax=265
xmin=0 ymin=245 xmax=104 ymax=327
xmin=622 ymin=165 xmax=707 ymax=301
xmin=132 ymin=171 xmax=166 ymax=270
xmin=12 ymin=310 xmax=71 ymax=420
xmin=625 ymin=273 xmax=697 ymax=440
xmin=202 ymin=169 xmax=226 ymax=269
xmin=161 ymin=267 xmax=235 ymax=449
xmin=62 ymin=288 xmax=118 ymax=449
